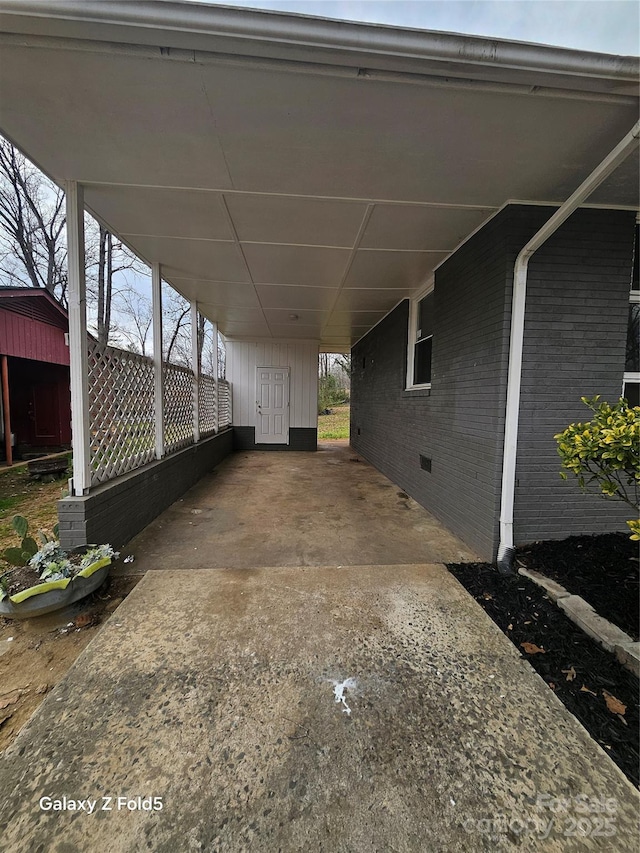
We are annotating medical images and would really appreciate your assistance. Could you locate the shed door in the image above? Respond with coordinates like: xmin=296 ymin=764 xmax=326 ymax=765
xmin=29 ymin=382 xmax=61 ymax=444
xmin=256 ymin=367 xmax=289 ymax=444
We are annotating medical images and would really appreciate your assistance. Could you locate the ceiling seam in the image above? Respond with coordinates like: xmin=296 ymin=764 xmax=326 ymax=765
xmin=322 ymin=204 xmax=375 ymax=339
xmin=198 ymin=67 xmax=236 ymax=191
xmin=219 ymin=192 xmax=270 ymax=338
xmin=83 ymin=181 xmax=499 ymax=209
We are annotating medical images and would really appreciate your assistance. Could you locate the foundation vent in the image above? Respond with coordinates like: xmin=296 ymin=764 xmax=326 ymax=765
xmin=420 ymin=454 xmax=432 ymax=472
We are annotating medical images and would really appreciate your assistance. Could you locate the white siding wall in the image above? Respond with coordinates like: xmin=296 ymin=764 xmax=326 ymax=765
xmin=227 ymin=341 xmax=319 ymax=428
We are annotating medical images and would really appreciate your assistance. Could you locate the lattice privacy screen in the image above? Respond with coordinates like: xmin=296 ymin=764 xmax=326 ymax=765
xmin=88 ymin=342 xmax=229 ymax=487
xmin=164 ymin=362 xmax=195 ymax=454
xmin=218 ymin=380 xmax=232 ymax=429
xmin=199 ymin=375 xmax=217 ymax=437
xmin=88 ymin=341 xmax=156 ymax=486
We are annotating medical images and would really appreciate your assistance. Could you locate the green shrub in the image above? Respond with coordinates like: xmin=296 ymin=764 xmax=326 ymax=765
xmin=318 ymin=374 xmax=347 ymax=414
xmin=554 ymin=396 xmax=640 ymax=539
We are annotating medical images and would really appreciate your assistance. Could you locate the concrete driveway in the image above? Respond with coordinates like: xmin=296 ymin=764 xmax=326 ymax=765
xmin=118 ymin=442 xmax=478 ymax=572
xmin=1 ymin=444 xmax=638 ymax=851
xmin=1 ymin=563 xmax=638 ymax=852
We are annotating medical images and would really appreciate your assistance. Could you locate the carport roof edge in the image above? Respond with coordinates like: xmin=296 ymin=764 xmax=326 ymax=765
xmin=0 ymin=0 xmax=638 ymax=97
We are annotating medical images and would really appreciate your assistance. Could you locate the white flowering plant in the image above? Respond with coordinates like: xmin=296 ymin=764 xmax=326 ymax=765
xmin=1 ymin=516 xmax=118 ymax=601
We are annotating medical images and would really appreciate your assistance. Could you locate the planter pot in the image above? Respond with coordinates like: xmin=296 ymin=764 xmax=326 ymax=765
xmin=0 ymin=549 xmax=112 ymax=620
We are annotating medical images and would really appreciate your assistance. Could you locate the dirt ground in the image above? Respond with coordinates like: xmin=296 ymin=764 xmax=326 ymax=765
xmin=0 ymin=573 xmax=140 ymax=751
xmin=0 ymin=456 xmax=70 ymax=554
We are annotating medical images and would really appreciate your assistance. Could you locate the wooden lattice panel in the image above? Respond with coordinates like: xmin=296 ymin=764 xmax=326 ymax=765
xmin=88 ymin=341 xmax=156 ymax=485
xmin=164 ymin=362 xmax=195 ymax=453
xmin=218 ymin=380 xmax=232 ymax=429
xmin=199 ymin=374 xmax=217 ymax=437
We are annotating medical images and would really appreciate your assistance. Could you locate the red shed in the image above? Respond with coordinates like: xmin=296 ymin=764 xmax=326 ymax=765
xmin=0 ymin=288 xmax=71 ymax=464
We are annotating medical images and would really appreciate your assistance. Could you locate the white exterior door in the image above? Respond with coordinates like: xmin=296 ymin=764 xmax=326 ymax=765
xmin=256 ymin=367 xmax=289 ymax=444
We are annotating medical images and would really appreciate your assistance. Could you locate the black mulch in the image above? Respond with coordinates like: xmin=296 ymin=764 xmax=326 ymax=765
xmin=517 ymin=533 xmax=639 ymax=641
xmin=447 ymin=561 xmax=639 ymax=788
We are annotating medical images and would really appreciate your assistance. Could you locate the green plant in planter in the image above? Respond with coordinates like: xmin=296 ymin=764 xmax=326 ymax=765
xmin=555 ymin=396 xmax=640 ymax=540
xmin=28 ymin=540 xmax=72 ymax=581
xmin=1 ymin=514 xmax=117 ymax=603
xmin=2 ymin=515 xmax=45 ymax=567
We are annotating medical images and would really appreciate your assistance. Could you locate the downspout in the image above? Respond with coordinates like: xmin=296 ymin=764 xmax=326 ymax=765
xmin=497 ymin=120 xmax=640 ymax=574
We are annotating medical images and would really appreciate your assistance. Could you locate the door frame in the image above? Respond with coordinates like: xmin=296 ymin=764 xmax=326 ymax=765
xmin=255 ymin=366 xmax=290 ymax=445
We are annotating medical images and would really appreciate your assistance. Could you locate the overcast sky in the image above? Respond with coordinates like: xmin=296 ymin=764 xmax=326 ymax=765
xmin=193 ymin=1 xmax=639 ymax=55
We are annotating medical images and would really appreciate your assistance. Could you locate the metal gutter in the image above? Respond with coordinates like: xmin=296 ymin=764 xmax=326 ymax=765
xmin=496 ymin=119 xmax=640 ymax=574
xmin=0 ymin=1 xmax=638 ymax=95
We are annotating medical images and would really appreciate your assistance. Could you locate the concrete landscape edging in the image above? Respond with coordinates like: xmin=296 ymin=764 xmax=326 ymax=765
xmin=517 ymin=566 xmax=640 ymax=677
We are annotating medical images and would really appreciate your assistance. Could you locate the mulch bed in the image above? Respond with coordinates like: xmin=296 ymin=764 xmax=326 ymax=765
xmin=517 ymin=533 xmax=639 ymax=641
xmin=447 ymin=560 xmax=639 ymax=788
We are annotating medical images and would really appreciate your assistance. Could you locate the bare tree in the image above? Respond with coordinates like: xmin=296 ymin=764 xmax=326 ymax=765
xmin=115 ymin=288 xmax=154 ymax=355
xmin=86 ymin=223 xmax=148 ymax=346
xmin=96 ymin=226 xmax=113 ymax=346
xmin=319 ymin=352 xmax=329 ymax=378
xmin=200 ymin=321 xmax=225 ymax=379
xmin=0 ymin=138 xmax=67 ymax=301
xmin=0 ymin=136 xmax=220 ymax=366
xmin=0 ymin=135 xmax=148 ymax=346
xmin=162 ymin=285 xmax=191 ymax=365
xmin=334 ymin=354 xmax=351 ymax=378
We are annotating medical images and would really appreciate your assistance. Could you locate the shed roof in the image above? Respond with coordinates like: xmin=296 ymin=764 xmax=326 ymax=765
xmin=0 ymin=1 xmax=638 ymax=349
xmin=0 ymin=286 xmax=68 ymax=328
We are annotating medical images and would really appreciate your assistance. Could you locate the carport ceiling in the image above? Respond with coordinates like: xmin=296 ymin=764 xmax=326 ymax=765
xmin=0 ymin=1 xmax=638 ymax=350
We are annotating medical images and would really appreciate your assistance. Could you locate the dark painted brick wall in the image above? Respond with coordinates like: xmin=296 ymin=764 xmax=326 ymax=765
xmin=233 ymin=427 xmax=317 ymax=451
xmin=58 ymin=429 xmax=233 ymax=548
xmin=351 ymin=209 xmax=513 ymax=560
xmin=513 ymin=207 xmax=635 ymax=541
xmin=351 ymin=205 xmax=636 ymax=560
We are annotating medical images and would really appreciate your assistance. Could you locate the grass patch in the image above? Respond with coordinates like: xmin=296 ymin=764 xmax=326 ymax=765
xmin=0 ymin=496 xmax=21 ymax=513
xmin=318 ymin=404 xmax=350 ymax=440
xmin=0 ymin=454 xmax=71 ymax=554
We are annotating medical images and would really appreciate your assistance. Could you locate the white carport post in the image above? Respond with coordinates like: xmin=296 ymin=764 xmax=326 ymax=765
xmin=212 ymin=320 xmax=219 ymax=433
xmin=191 ymin=300 xmax=200 ymax=443
xmin=66 ymin=181 xmax=91 ymax=496
xmin=152 ymin=263 xmax=164 ymax=460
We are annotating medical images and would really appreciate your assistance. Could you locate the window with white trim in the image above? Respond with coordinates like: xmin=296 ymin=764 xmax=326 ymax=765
xmin=623 ymin=222 xmax=639 ymax=406
xmin=406 ymin=284 xmax=434 ymax=389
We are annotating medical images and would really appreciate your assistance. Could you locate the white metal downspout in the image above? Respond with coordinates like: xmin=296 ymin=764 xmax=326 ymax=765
xmin=497 ymin=120 xmax=640 ymax=573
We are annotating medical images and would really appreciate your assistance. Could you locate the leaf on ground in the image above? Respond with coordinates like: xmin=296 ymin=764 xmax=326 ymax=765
xmin=580 ymin=685 xmax=597 ymax=696
xmin=481 ymin=592 xmax=492 ymax=600
xmin=562 ymin=666 xmax=576 ymax=681
xmin=602 ymin=690 xmax=626 ymax=716
xmin=521 ymin=642 xmax=545 ymax=655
